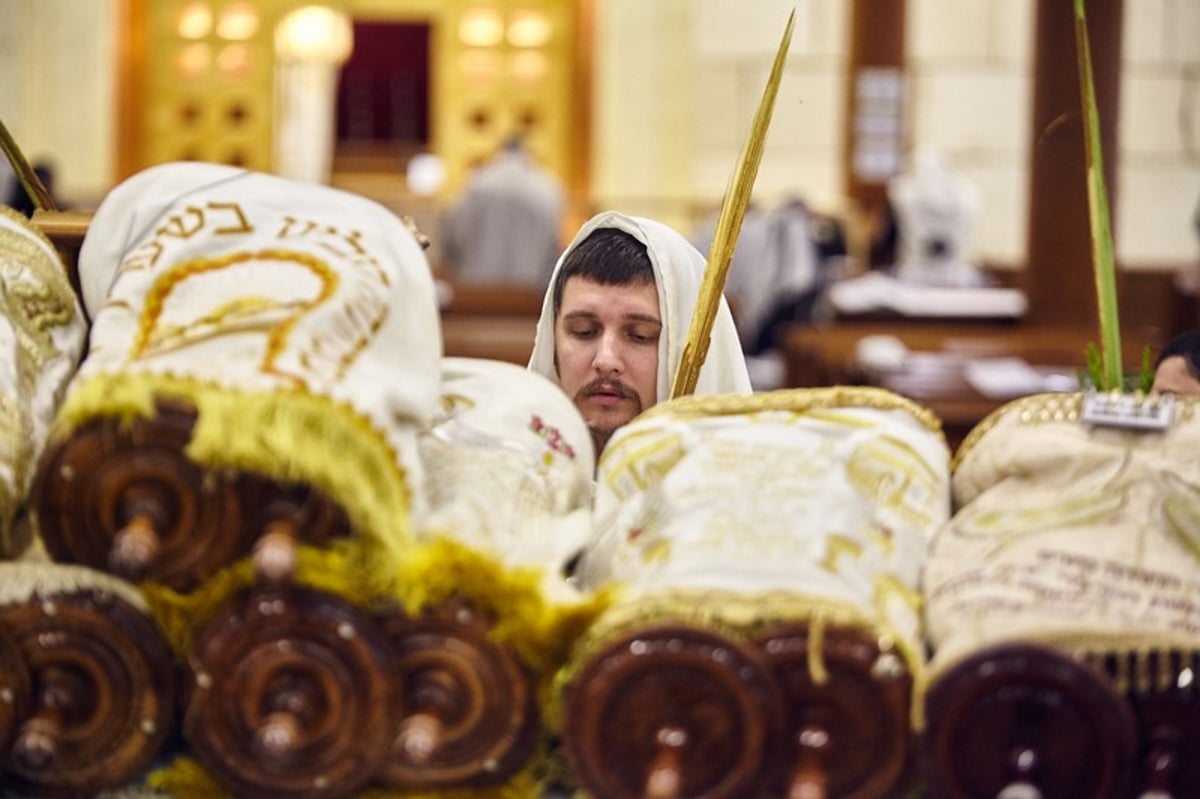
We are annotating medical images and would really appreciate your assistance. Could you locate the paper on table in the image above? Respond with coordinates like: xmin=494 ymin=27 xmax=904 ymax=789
xmin=828 ymin=272 xmax=1027 ymax=318
xmin=965 ymin=357 xmax=1061 ymax=399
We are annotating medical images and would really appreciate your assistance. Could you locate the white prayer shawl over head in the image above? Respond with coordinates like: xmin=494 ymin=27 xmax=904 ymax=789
xmin=924 ymin=392 xmax=1200 ymax=682
xmin=0 ymin=208 xmax=86 ymax=551
xmin=419 ymin=356 xmax=595 ymax=577
xmin=528 ymin=211 xmax=752 ymax=404
xmin=69 ymin=161 xmax=442 ymax=545
xmin=577 ymin=386 xmax=951 ymax=675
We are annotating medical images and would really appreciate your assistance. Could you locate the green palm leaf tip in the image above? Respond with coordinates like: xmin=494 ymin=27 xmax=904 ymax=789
xmin=1085 ymin=341 xmax=1104 ymax=390
xmin=1074 ymin=0 xmax=1123 ymax=390
xmin=1137 ymin=346 xmax=1154 ymax=392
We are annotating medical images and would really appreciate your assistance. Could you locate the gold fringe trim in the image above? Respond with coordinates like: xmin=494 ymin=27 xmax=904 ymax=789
xmin=53 ymin=372 xmax=413 ymax=566
xmin=553 ymin=588 xmax=923 ymax=730
xmin=807 ymin=614 xmax=828 ymax=685
xmin=640 ymin=385 xmax=945 ymax=435
xmin=924 ymin=629 xmax=1200 ymax=701
xmin=141 ymin=541 xmax=398 ymax=656
xmin=145 ymin=756 xmax=231 ymax=799
xmin=395 ymin=534 xmax=613 ymax=684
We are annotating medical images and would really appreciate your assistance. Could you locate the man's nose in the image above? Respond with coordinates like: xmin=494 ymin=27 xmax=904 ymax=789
xmin=592 ymin=331 xmax=624 ymax=375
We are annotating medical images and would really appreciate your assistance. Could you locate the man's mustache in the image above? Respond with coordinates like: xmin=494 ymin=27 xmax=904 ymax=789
xmin=578 ymin=378 xmax=636 ymax=401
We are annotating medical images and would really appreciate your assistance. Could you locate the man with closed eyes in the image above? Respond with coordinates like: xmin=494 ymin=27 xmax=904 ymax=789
xmin=529 ymin=211 xmax=751 ymax=457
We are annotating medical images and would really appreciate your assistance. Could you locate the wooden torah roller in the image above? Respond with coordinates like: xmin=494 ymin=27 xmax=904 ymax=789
xmin=0 ymin=627 xmax=31 ymax=769
xmin=31 ymin=399 xmax=349 ymax=590
xmin=1105 ymin=649 xmax=1200 ymax=798
xmin=376 ymin=598 xmax=540 ymax=791
xmin=922 ymin=643 xmax=1137 ymax=799
xmin=561 ymin=622 xmax=785 ymax=799
xmin=752 ymin=621 xmax=914 ymax=799
xmin=183 ymin=585 xmax=395 ymax=799
xmin=0 ymin=568 xmax=176 ymax=797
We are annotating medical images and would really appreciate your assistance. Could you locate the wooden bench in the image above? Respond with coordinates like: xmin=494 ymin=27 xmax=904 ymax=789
xmin=437 ymin=281 xmax=542 ymax=366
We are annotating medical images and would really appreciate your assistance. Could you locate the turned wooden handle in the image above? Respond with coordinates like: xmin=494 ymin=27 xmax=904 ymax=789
xmin=254 ymin=711 xmax=302 ymax=760
xmin=254 ymin=518 xmax=298 ymax=583
xmin=645 ymin=725 xmax=687 ymax=799
xmin=11 ymin=665 xmax=78 ymax=772
xmin=109 ymin=511 xmax=160 ymax=579
xmin=788 ymin=725 xmax=830 ymax=799
xmin=252 ymin=676 xmax=320 ymax=763
xmin=393 ymin=669 xmax=456 ymax=764
xmin=12 ymin=709 xmax=62 ymax=772
xmin=395 ymin=712 xmax=444 ymax=764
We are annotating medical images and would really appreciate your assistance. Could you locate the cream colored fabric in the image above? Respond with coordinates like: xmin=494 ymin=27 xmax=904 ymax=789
xmin=73 ymin=161 xmax=442 ymax=512
xmin=0 ymin=207 xmax=86 ymax=547
xmin=528 ymin=211 xmax=751 ymax=402
xmin=577 ymin=387 xmax=951 ymax=661
xmin=924 ymin=392 xmax=1200 ymax=679
xmin=418 ymin=356 xmax=595 ymax=575
xmin=0 ymin=558 xmax=148 ymax=612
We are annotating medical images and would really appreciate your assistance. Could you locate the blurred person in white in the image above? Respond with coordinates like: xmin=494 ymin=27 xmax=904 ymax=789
xmin=528 ymin=211 xmax=751 ymax=457
xmin=693 ymin=199 xmax=826 ymax=361
xmin=888 ymin=148 xmax=985 ymax=288
xmin=694 ymin=198 xmax=833 ymax=389
xmin=440 ymin=134 xmax=565 ymax=290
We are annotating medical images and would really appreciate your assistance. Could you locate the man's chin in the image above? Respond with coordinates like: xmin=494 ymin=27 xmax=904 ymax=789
xmin=582 ymin=414 xmax=629 ymax=455
xmin=588 ymin=425 xmax=613 ymax=456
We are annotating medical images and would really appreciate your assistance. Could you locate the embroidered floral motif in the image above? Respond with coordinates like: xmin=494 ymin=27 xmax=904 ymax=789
xmin=529 ymin=414 xmax=576 ymax=460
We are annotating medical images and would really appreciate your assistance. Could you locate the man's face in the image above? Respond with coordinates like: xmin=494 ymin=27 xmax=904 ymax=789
xmin=554 ymin=276 xmax=661 ymax=452
xmin=1153 ymin=354 xmax=1200 ymax=395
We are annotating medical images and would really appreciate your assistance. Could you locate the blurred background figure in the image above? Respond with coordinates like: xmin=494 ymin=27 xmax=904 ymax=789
xmin=887 ymin=148 xmax=985 ymax=287
xmin=744 ymin=198 xmax=831 ymax=354
xmin=440 ymin=133 xmax=565 ymax=290
xmin=0 ymin=158 xmax=14 ymax=210
xmin=692 ymin=197 xmax=832 ymax=390
xmin=690 ymin=203 xmax=771 ymax=351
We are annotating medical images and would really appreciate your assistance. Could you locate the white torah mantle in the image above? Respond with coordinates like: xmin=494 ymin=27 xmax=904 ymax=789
xmin=924 ymin=391 xmax=1200 ymax=682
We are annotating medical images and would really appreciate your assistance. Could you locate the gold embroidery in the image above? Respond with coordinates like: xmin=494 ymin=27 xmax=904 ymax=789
xmin=205 ymin=202 xmax=253 ymax=234
xmin=601 ymin=430 xmax=685 ymax=493
xmin=847 ymin=436 xmax=944 ymax=532
xmin=0 ymin=209 xmax=81 ymax=521
xmin=820 ymin=533 xmax=863 ymax=572
xmin=156 ymin=206 xmax=207 ymax=239
xmin=641 ymin=385 xmax=945 ymax=433
xmin=130 ymin=249 xmax=338 ymax=384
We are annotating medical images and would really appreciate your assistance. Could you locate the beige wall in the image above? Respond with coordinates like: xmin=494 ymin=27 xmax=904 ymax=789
xmin=0 ymin=0 xmax=116 ymax=209
xmin=590 ymin=0 xmax=848 ymax=232
xmin=2 ymin=0 xmax=1197 ymax=269
xmin=906 ymin=0 xmax=1033 ymax=267
xmin=1118 ymin=0 xmax=1200 ymax=268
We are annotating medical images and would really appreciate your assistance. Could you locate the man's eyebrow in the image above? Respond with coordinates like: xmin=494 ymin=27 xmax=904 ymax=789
xmin=561 ymin=309 xmax=599 ymax=321
xmin=560 ymin=309 xmax=661 ymax=325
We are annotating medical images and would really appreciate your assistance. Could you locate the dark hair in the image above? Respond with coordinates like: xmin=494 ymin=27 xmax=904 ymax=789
xmin=1155 ymin=329 xmax=1200 ymax=376
xmin=551 ymin=228 xmax=655 ymax=317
